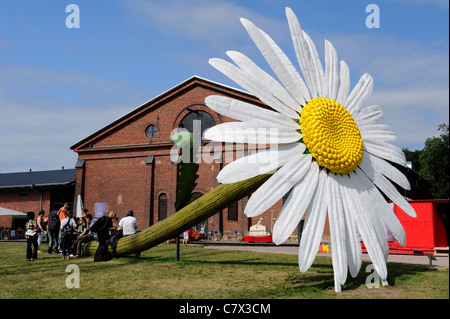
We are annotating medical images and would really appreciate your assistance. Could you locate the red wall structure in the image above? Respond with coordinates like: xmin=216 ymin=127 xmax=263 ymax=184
xmin=363 ymin=199 xmax=449 ymax=255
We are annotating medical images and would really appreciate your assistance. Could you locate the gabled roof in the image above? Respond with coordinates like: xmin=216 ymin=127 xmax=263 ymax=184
xmin=70 ymin=76 xmax=261 ymax=151
xmin=0 ymin=169 xmax=76 ymax=190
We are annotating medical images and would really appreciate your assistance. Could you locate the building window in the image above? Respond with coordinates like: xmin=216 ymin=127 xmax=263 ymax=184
xmin=158 ymin=194 xmax=167 ymax=221
xmin=188 ymin=192 xmax=203 ymax=204
xmin=19 ymin=192 xmax=29 ymax=199
xmin=228 ymin=201 xmax=238 ymax=221
xmin=179 ymin=110 xmax=215 ymax=144
xmin=145 ymin=124 xmax=158 ymax=139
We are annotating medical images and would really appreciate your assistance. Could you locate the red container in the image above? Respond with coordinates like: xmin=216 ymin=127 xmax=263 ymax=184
xmin=362 ymin=199 xmax=448 ymax=255
xmin=244 ymin=235 xmax=273 ymax=243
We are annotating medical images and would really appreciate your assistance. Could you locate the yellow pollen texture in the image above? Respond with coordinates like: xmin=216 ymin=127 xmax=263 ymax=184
xmin=300 ymin=97 xmax=363 ymax=174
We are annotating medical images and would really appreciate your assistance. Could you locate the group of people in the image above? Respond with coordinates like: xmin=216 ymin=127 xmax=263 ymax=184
xmin=91 ymin=209 xmax=139 ymax=261
xmin=24 ymin=203 xmax=139 ymax=262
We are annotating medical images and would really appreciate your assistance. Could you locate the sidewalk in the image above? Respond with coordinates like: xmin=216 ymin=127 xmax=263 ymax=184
xmin=201 ymin=244 xmax=449 ymax=267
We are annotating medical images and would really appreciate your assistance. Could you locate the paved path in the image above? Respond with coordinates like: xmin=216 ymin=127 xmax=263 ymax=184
xmin=202 ymin=244 xmax=449 ymax=267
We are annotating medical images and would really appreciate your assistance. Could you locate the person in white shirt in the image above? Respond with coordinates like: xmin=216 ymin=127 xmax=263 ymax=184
xmin=118 ymin=210 xmax=137 ymax=236
xmin=118 ymin=210 xmax=140 ymax=257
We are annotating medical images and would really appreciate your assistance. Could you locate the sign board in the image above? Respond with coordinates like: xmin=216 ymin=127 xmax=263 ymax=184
xmin=94 ymin=202 xmax=106 ymax=218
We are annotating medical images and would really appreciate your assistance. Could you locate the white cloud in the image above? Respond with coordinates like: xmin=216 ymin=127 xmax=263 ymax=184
xmin=122 ymin=0 xmax=286 ymax=50
xmin=367 ymin=85 xmax=449 ymax=150
xmin=389 ymin=0 xmax=449 ymax=7
xmin=0 ymin=65 xmax=145 ymax=172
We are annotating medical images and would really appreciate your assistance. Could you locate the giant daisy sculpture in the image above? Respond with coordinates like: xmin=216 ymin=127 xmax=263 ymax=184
xmin=204 ymin=7 xmax=417 ymax=292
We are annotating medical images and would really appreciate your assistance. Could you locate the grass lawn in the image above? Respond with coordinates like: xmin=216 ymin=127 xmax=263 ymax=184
xmin=0 ymin=242 xmax=448 ymax=299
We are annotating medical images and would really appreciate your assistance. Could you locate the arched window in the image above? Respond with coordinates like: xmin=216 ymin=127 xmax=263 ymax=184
xmin=158 ymin=194 xmax=167 ymax=221
xmin=179 ymin=110 xmax=215 ymax=144
xmin=187 ymin=192 xmax=208 ymax=231
xmin=188 ymin=192 xmax=203 ymax=204
xmin=228 ymin=201 xmax=238 ymax=221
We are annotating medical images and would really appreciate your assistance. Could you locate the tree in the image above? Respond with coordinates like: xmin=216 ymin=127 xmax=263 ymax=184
xmin=419 ymin=124 xmax=449 ymax=199
xmin=402 ymin=148 xmax=422 ymax=171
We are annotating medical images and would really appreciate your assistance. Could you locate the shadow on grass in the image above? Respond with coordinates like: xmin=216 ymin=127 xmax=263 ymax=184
xmin=284 ymin=259 xmax=441 ymax=292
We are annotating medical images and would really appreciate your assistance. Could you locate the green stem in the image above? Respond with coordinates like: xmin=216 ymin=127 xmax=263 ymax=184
xmin=83 ymin=174 xmax=271 ymax=256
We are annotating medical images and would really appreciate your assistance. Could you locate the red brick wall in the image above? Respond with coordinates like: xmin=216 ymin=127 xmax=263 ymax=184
xmin=0 ymin=190 xmax=51 ymax=229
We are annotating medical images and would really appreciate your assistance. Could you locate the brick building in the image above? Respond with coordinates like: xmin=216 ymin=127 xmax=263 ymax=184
xmin=0 ymin=168 xmax=75 ymax=230
xmin=70 ymin=76 xmax=285 ymax=237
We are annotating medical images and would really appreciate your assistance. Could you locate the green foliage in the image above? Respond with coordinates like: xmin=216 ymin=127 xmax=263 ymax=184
xmin=419 ymin=124 xmax=449 ymax=199
xmin=402 ymin=148 xmax=422 ymax=171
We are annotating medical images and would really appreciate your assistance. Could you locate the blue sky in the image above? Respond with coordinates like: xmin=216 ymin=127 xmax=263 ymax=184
xmin=0 ymin=0 xmax=448 ymax=173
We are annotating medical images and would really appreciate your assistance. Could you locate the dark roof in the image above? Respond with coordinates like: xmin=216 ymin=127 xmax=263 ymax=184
xmin=0 ymin=169 xmax=76 ymax=189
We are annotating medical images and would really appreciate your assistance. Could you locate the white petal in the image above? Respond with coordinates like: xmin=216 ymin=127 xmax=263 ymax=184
xmin=364 ymin=140 xmax=406 ymax=167
xmin=354 ymin=105 xmax=384 ymax=126
xmin=351 ymin=171 xmax=390 ymax=261
xmin=298 ymin=168 xmax=328 ymax=272
xmin=272 ymin=162 xmax=319 ymax=244
xmin=204 ymin=122 xmax=301 ymax=144
xmin=345 ymin=73 xmax=373 ymax=115
xmin=302 ymin=31 xmax=327 ymax=97
xmin=354 ymin=215 xmax=388 ymax=280
xmin=360 ymin=124 xmax=397 ymax=142
xmin=341 ymin=172 xmax=387 ymax=280
xmin=240 ymin=17 xmax=310 ymax=105
xmin=209 ymin=58 xmax=299 ymax=119
xmin=285 ymin=7 xmax=317 ymax=99
xmin=335 ymin=174 xmax=362 ymax=277
xmin=359 ymin=156 xmax=416 ymax=218
xmin=217 ymin=143 xmax=305 ymax=184
xmin=336 ymin=60 xmax=350 ymax=105
xmin=226 ymin=51 xmax=302 ymax=113
xmin=325 ymin=40 xmax=339 ymax=101
xmin=245 ymin=154 xmax=312 ymax=218
xmin=356 ymin=166 xmax=407 ymax=246
xmin=361 ymin=152 xmax=410 ymax=191
xmin=205 ymin=96 xmax=300 ymax=131
xmin=326 ymin=174 xmax=348 ymax=288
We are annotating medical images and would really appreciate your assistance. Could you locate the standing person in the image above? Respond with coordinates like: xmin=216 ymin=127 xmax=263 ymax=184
xmin=36 ymin=210 xmax=46 ymax=253
xmin=117 ymin=210 xmax=139 ymax=257
xmin=47 ymin=210 xmax=60 ymax=254
xmin=91 ymin=211 xmax=115 ymax=262
xmin=60 ymin=211 xmax=75 ymax=260
xmin=57 ymin=203 xmax=70 ymax=252
xmin=182 ymin=229 xmax=190 ymax=245
xmin=58 ymin=203 xmax=69 ymax=222
xmin=25 ymin=211 xmax=39 ymax=261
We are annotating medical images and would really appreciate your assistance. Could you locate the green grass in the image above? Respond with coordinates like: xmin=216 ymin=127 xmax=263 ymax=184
xmin=0 ymin=242 xmax=448 ymax=299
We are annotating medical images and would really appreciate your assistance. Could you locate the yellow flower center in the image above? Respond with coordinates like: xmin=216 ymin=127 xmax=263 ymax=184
xmin=299 ymin=97 xmax=363 ymax=175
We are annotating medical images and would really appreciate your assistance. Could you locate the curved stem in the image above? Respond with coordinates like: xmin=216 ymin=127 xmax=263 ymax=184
xmin=83 ymin=174 xmax=271 ymax=256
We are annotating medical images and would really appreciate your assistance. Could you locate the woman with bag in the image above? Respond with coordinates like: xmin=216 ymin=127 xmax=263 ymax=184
xmin=25 ymin=211 xmax=39 ymax=261
xmin=60 ymin=211 xmax=76 ymax=260
xmin=36 ymin=210 xmax=47 ymax=253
